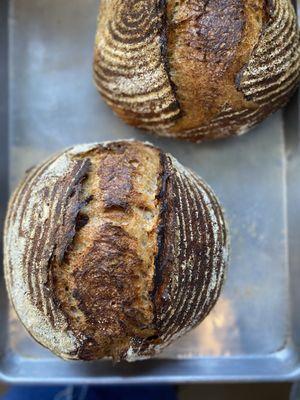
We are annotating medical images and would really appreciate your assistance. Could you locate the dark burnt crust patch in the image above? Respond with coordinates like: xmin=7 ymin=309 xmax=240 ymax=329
xmin=152 ymin=152 xmax=173 ymax=308
xmin=158 ymin=0 xmax=182 ymax=120
xmin=190 ymin=0 xmax=245 ymax=67
xmin=169 ymin=0 xmax=245 ymax=69
xmin=72 ymin=223 xmax=152 ymax=360
xmin=265 ymin=0 xmax=275 ymax=18
xmin=98 ymin=145 xmax=135 ymax=211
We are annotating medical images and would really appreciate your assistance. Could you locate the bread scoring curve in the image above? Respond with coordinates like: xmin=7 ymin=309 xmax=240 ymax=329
xmin=94 ymin=0 xmax=181 ymax=130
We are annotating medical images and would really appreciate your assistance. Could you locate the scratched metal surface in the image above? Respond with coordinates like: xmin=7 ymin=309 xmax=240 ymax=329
xmin=0 ymin=0 xmax=299 ymax=383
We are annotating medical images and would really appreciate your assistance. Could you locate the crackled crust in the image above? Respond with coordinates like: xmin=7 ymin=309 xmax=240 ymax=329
xmin=4 ymin=141 xmax=229 ymax=361
xmin=93 ymin=0 xmax=300 ymax=141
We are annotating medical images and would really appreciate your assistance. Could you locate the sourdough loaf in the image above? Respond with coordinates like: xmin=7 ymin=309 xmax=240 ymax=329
xmin=94 ymin=0 xmax=300 ymax=141
xmin=4 ymin=141 xmax=229 ymax=361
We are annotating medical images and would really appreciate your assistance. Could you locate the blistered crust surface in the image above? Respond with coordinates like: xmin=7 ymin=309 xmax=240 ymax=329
xmin=180 ymin=0 xmax=300 ymax=140
xmin=4 ymin=141 xmax=161 ymax=360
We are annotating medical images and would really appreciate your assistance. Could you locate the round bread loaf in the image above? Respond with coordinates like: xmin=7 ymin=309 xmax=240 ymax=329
xmin=94 ymin=0 xmax=300 ymax=141
xmin=4 ymin=141 xmax=229 ymax=361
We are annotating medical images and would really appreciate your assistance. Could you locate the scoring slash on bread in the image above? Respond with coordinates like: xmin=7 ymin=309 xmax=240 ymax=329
xmin=93 ymin=0 xmax=300 ymax=141
xmin=4 ymin=141 xmax=229 ymax=361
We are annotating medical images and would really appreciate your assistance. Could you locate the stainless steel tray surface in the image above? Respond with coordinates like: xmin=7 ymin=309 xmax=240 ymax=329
xmin=0 ymin=0 xmax=300 ymax=383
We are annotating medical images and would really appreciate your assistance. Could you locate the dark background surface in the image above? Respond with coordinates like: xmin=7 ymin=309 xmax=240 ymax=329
xmin=0 ymin=383 xmax=294 ymax=400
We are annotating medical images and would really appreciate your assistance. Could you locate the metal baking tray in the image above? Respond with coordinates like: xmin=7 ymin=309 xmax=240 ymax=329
xmin=0 ymin=0 xmax=300 ymax=384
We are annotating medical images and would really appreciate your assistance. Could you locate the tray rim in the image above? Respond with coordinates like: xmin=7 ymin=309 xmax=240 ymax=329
xmin=0 ymin=345 xmax=300 ymax=384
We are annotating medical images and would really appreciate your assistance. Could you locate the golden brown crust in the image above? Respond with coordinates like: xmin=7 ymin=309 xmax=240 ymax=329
xmin=166 ymin=0 xmax=262 ymax=135
xmin=56 ymin=142 xmax=162 ymax=360
xmin=5 ymin=142 xmax=162 ymax=360
xmin=93 ymin=0 xmax=300 ymax=141
xmin=177 ymin=0 xmax=300 ymax=140
xmin=4 ymin=141 xmax=229 ymax=361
